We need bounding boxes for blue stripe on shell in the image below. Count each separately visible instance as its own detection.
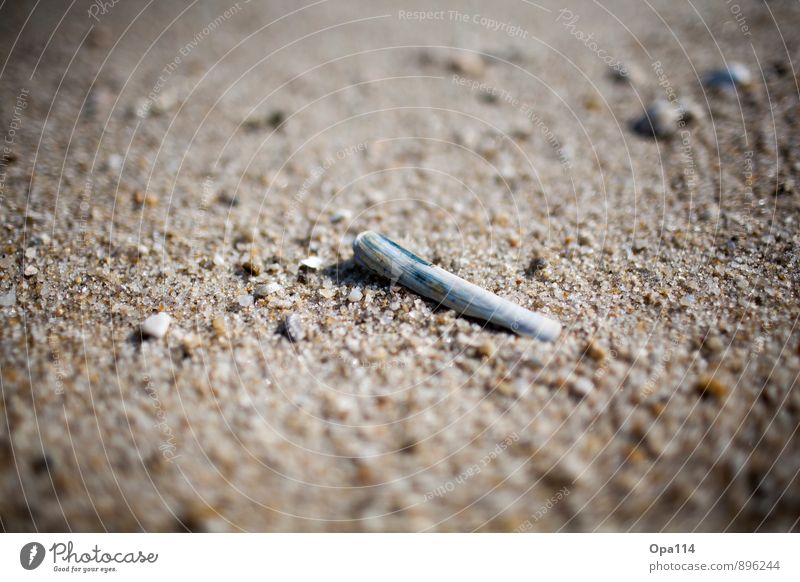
[352,231,561,341]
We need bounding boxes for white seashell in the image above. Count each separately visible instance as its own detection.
[141,312,171,338]
[352,231,561,341]
[299,256,323,270]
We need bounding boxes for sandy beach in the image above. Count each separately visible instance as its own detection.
[0,0,798,532]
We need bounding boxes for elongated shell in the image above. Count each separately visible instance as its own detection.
[353,231,561,341]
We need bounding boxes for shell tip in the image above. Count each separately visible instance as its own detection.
[352,230,374,252]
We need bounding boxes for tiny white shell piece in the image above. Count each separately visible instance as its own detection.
[300,256,323,270]
[282,313,305,342]
[141,312,171,338]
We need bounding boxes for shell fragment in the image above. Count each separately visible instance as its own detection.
[352,231,561,341]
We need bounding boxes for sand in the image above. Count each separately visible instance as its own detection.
[0,0,798,532]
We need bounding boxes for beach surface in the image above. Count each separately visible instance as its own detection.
[1,0,798,531]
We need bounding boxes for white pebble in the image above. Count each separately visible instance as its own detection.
[0,287,16,307]
[634,100,696,138]
[24,265,38,276]
[348,287,363,302]
[141,312,171,338]
[238,294,254,307]
[449,52,485,78]
[331,209,352,223]
[571,377,594,397]
[254,282,283,298]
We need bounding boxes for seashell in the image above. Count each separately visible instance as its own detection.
[281,313,305,342]
[299,256,323,270]
[141,312,171,338]
[704,62,753,91]
[352,231,561,341]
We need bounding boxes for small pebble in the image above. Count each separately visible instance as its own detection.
[777,178,795,196]
[266,110,286,129]
[254,282,282,298]
[24,265,38,276]
[331,209,352,223]
[634,100,695,138]
[212,316,227,338]
[237,227,257,243]
[476,340,497,359]
[449,52,486,78]
[704,62,753,90]
[241,259,262,275]
[244,110,285,131]
[141,312,171,338]
[609,63,643,85]
[493,380,516,397]
[216,191,238,207]
[282,313,305,342]
[148,89,179,115]
[696,374,728,400]
[0,287,16,307]
[299,256,323,270]
[583,340,606,362]
[348,287,363,302]
[703,336,724,355]
[133,190,158,207]
[526,255,547,277]
[179,333,201,354]
[238,294,254,307]
[571,377,594,397]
